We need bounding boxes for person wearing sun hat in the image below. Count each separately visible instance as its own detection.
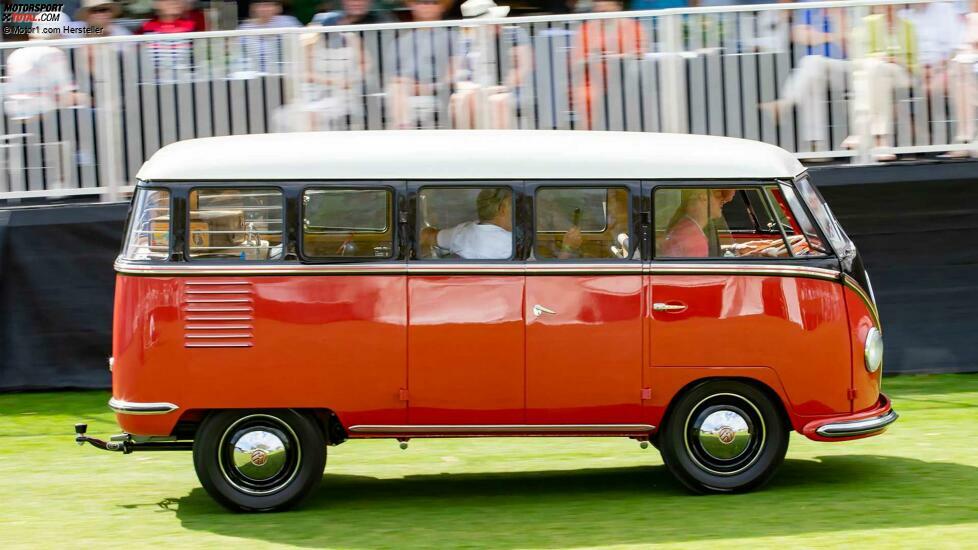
[76,0,131,36]
[449,0,532,129]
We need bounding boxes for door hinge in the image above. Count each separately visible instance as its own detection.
[641,388,652,400]
[399,388,409,401]
[847,388,857,401]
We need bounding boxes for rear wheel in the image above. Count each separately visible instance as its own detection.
[193,410,325,512]
[659,380,788,493]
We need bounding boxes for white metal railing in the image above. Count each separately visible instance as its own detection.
[0,0,974,201]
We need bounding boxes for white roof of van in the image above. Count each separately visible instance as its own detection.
[136,131,806,181]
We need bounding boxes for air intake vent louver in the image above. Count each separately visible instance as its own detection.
[182,281,255,348]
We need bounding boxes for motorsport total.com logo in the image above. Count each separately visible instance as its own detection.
[2,2,96,36]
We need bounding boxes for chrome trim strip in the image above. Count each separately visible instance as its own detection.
[117,258,407,276]
[650,263,840,281]
[186,289,252,294]
[108,398,179,415]
[815,410,898,438]
[185,333,252,339]
[185,342,254,348]
[843,274,882,330]
[347,424,656,434]
[184,281,252,286]
[184,307,253,312]
[185,324,253,330]
[117,258,840,280]
[185,316,252,321]
[185,298,252,304]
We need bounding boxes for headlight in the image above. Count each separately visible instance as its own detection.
[864,327,883,373]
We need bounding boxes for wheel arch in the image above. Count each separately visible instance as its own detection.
[173,408,347,445]
[655,376,793,442]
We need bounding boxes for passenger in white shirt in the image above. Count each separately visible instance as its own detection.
[420,188,513,259]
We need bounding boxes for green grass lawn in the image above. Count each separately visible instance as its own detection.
[1,374,977,549]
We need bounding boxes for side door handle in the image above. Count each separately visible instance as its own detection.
[653,302,687,313]
[532,304,556,316]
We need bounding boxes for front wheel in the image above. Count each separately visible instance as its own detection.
[193,410,326,512]
[659,380,788,493]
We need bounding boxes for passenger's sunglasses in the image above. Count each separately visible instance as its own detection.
[90,5,114,13]
[414,0,441,5]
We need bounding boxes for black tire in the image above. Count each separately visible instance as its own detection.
[658,380,788,493]
[193,410,326,512]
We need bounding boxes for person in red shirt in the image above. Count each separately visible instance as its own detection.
[660,189,733,258]
[137,0,198,34]
[573,0,646,130]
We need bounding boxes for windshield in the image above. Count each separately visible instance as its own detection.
[793,175,851,255]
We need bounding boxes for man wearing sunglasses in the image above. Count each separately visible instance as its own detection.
[75,0,130,36]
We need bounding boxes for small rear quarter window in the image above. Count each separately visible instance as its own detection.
[122,188,170,261]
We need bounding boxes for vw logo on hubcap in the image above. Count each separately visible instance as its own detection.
[716,426,736,445]
[250,448,269,466]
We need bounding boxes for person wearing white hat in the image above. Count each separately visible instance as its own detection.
[76,0,130,36]
[4,12,89,120]
[459,0,510,18]
[450,0,531,129]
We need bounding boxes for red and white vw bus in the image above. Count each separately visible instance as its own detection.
[76,131,894,512]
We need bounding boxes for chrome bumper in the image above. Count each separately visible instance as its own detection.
[815,409,899,438]
[108,398,179,415]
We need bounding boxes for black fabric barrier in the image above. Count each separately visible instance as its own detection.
[2,168,977,390]
[815,177,978,375]
[0,203,127,390]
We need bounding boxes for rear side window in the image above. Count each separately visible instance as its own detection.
[654,186,826,259]
[188,188,284,260]
[302,188,394,259]
[122,188,170,261]
[534,187,632,259]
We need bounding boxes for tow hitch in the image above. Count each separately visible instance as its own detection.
[74,423,193,453]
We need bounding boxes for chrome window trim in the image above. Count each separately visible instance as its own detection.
[108,398,179,415]
[815,410,898,438]
[348,424,655,434]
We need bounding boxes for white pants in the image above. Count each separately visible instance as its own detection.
[850,56,912,140]
[950,51,978,142]
[780,55,849,143]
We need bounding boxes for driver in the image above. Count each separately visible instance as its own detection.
[420,188,513,259]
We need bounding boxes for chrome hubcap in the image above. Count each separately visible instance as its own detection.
[697,409,752,461]
[218,414,302,496]
[684,393,766,476]
[231,430,288,481]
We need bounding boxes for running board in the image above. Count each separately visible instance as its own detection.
[347,424,655,435]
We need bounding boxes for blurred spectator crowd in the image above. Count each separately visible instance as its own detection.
[1,0,978,168]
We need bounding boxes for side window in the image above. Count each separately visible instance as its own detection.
[188,188,284,260]
[302,188,394,259]
[653,186,824,259]
[534,187,631,260]
[417,186,514,260]
[122,188,170,261]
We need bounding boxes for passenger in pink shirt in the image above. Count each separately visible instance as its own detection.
[660,189,732,258]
